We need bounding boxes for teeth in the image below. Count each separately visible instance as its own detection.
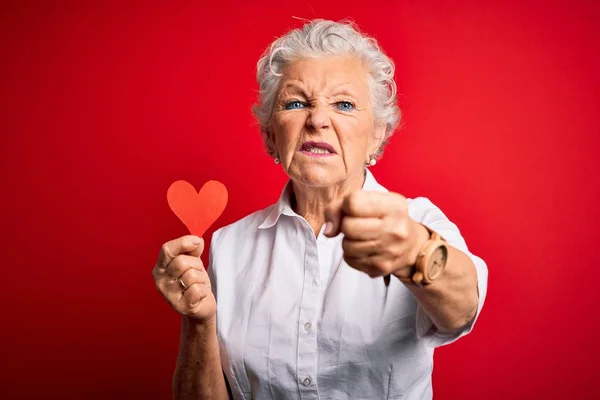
[308,148,331,154]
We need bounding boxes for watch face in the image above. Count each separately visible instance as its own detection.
[429,245,448,279]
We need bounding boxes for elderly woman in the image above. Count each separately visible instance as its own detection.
[153,19,488,400]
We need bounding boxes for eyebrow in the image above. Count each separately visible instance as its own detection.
[328,85,359,98]
[278,82,360,99]
[278,82,309,99]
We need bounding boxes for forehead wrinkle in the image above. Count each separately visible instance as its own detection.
[277,81,310,102]
[279,78,325,99]
[278,58,371,109]
[279,81,365,104]
[280,69,362,93]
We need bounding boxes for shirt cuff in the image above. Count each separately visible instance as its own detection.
[416,253,488,347]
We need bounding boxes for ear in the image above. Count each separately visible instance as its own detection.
[264,128,278,157]
[368,124,386,156]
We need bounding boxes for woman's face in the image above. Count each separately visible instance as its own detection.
[270,56,384,188]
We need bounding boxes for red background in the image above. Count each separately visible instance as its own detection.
[1,1,599,399]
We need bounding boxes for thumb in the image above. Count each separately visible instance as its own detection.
[185,236,205,258]
[324,198,344,237]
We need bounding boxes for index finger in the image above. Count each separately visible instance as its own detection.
[157,235,204,269]
[343,191,407,218]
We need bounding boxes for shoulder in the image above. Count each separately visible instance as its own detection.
[210,204,273,254]
[207,204,276,293]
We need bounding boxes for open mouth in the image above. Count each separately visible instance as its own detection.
[299,141,336,155]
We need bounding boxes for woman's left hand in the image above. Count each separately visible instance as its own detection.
[324,191,430,281]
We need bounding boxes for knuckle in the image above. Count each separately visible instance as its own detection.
[187,268,204,283]
[183,285,204,307]
[181,267,195,280]
[392,191,407,203]
[370,239,383,252]
[341,238,352,253]
[387,258,400,274]
[391,194,408,213]
[374,258,393,273]
[340,217,351,233]
[171,255,185,270]
[373,259,385,271]
[345,193,360,214]
[382,259,395,273]
[171,256,191,277]
[394,220,410,239]
[161,242,174,259]
[373,218,384,231]
[193,257,206,270]
[153,268,167,285]
[397,192,408,202]
[188,281,203,295]
[154,279,165,293]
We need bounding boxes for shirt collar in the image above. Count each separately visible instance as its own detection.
[258,168,387,230]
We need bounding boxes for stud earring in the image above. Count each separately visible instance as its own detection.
[274,157,281,164]
[367,155,377,166]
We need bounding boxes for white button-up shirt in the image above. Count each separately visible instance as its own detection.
[208,170,488,400]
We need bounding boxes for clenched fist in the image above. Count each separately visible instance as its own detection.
[152,235,216,324]
[324,191,429,282]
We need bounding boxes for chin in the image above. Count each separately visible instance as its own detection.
[290,165,341,188]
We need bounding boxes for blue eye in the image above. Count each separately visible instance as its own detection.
[285,101,306,110]
[336,101,355,111]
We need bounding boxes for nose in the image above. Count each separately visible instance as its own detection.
[306,104,330,131]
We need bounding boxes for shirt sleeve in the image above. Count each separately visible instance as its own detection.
[408,197,489,348]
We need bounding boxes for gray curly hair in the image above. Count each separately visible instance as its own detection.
[252,19,401,158]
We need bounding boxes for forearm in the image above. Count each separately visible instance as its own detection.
[406,245,479,333]
[173,317,228,400]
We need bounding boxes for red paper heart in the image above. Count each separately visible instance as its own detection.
[167,180,228,237]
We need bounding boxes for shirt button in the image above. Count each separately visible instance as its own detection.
[304,322,312,331]
[302,377,312,386]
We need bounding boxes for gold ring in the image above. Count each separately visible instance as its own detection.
[178,278,187,291]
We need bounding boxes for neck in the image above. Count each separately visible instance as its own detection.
[291,169,366,237]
